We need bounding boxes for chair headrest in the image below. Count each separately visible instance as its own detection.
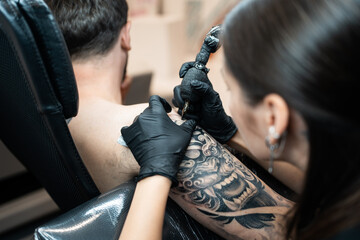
[20,0,79,118]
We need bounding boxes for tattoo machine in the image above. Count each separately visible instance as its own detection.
[180,25,222,117]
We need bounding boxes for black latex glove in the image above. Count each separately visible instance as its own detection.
[177,61,212,105]
[121,95,196,186]
[173,80,237,144]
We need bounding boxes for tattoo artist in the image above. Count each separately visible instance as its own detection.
[119,0,360,239]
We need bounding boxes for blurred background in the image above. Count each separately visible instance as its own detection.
[125,0,240,112]
[0,0,240,239]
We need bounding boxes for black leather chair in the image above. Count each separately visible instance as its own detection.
[33,179,224,240]
[0,0,99,211]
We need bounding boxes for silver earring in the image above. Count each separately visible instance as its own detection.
[265,126,286,173]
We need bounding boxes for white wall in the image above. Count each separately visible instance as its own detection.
[127,0,241,100]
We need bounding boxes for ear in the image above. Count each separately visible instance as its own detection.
[263,94,289,143]
[120,21,131,51]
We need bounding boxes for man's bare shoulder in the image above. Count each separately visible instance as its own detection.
[69,98,147,154]
[68,98,148,192]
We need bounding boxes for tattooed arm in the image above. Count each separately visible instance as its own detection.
[169,127,294,240]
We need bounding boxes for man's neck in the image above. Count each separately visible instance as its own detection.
[72,48,126,105]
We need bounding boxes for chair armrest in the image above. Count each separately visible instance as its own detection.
[34,179,224,240]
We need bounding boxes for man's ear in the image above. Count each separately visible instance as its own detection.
[120,21,131,51]
[263,94,289,141]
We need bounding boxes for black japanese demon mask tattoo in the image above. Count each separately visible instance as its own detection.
[173,127,277,229]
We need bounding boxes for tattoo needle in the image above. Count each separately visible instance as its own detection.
[182,101,189,118]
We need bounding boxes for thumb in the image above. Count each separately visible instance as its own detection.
[179,119,197,133]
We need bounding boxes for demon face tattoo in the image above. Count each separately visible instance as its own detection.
[172,128,277,229]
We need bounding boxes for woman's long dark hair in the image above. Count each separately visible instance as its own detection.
[223,0,360,239]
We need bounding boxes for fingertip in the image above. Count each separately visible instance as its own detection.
[148,95,166,112]
[179,70,186,78]
[181,119,197,132]
[188,119,197,129]
[120,126,128,135]
[177,108,182,116]
[158,96,172,113]
[149,95,160,104]
[179,62,195,78]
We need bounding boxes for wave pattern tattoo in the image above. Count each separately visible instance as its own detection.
[172,127,278,229]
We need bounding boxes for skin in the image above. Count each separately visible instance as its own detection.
[119,175,172,240]
[222,64,310,174]
[68,98,144,192]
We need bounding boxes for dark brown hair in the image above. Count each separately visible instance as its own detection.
[223,0,360,239]
[45,0,128,60]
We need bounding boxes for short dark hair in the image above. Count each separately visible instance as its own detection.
[223,0,360,239]
[45,0,128,60]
